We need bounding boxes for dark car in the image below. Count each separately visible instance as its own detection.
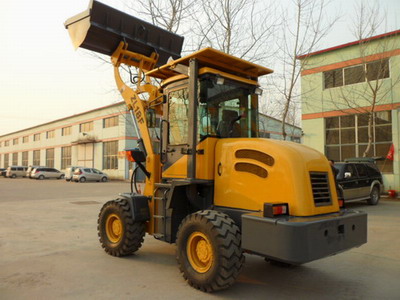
[334,158,383,205]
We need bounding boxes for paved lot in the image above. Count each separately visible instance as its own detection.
[0,177,400,299]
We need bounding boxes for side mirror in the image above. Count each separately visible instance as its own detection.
[146,109,156,128]
[344,172,352,179]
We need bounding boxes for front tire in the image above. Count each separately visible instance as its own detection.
[367,186,380,205]
[79,177,86,183]
[98,199,146,257]
[38,175,44,180]
[176,210,244,292]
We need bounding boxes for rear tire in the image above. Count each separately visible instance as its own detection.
[98,199,146,256]
[79,177,86,183]
[367,186,380,205]
[176,210,244,292]
[11,174,16,178]
[38,175,44,180]
[101,177,108,182]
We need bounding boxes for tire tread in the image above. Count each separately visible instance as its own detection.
[176,210,244,292]
[98,199,145,257]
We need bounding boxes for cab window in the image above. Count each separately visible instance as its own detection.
[168,88,189,145]
[198,75,259,140]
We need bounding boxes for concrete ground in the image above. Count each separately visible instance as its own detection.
[0,177,399,300]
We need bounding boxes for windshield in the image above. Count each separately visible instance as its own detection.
[198,75,259,140]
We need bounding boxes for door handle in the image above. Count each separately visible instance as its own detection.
[217,163,222,176]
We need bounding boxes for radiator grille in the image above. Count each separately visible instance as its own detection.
[310,172,332,205]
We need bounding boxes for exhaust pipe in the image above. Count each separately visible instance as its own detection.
[64,0,184,67]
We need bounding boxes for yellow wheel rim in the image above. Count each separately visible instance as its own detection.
[187,231,214,273]
[105,213,123,243]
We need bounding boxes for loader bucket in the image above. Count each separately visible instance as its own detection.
[64,0,184,67]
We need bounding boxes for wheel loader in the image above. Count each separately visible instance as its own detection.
[65,0,367,292]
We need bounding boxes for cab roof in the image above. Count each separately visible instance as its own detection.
[146,47,273,80]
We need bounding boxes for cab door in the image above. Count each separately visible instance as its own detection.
[161,81,190,179]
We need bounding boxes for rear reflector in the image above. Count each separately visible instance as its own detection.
[263,203,289,218]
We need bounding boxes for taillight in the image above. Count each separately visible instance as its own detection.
[79,170,82,175]
[263,203,289,218]
[338,199,345,208]
[35,170,39,173]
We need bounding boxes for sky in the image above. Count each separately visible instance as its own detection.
[0,0,399,136]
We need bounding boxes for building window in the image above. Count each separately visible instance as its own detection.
[80,121,93,132]
[12,153,18,165]
[33,150,41,165]
[61,146,71,169]
[366,59,390,81]
[23,136,29,143]
[344,65,365,85]
[34,133,41,142]
[324,59,390,89]
[46,130,55,139]
[46,148,55,167]
[4,140,9,147]
[4,153,9,168]
[13,138,19,145]
[103,115,119,128]
[103,141,118,169]
[62,126,72,136]
[22,151,28,166]
[325,111,392,172]
[324,68,343,89]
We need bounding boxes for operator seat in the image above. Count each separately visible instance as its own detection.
[217,109,241,138]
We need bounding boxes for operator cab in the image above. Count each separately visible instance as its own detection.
[147,47,273,180]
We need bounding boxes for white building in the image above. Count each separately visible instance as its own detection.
[0,102,138,179]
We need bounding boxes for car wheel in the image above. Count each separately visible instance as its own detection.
[101,177,108,182]
[367,186,380,205]
[38,175,45,180]
[59,174,65,180]
[11,174,17,178]
[79,177,86,183]
[176,210,244,292]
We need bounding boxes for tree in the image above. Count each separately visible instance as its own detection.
[126,0,196,33]
[272,0,338,140]
[187,0,278,64]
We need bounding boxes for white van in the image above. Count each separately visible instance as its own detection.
[6,166,28,178]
